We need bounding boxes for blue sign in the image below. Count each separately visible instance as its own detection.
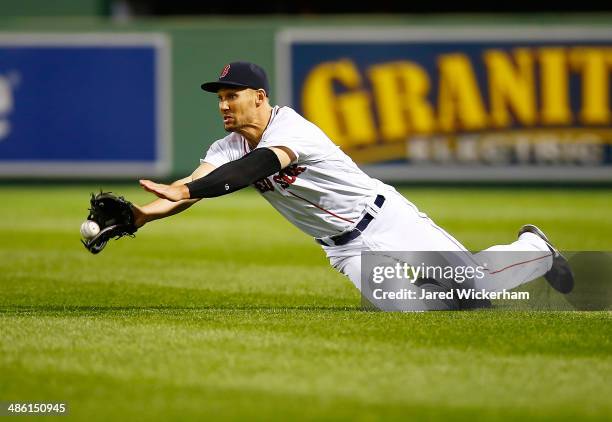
[0,34,171,177]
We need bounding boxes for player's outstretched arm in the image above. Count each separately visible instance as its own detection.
[139,146,294,202]
[133,162,216,227]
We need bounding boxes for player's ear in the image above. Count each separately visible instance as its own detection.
[255,89,266,106]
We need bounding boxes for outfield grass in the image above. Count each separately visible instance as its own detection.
[1,185,611,421]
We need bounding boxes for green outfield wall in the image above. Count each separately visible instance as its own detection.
[0,0,105,17]
[1,14,611,178]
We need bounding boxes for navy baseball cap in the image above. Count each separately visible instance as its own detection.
[201,61,270,95]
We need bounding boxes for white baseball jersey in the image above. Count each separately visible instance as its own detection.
[201,105,384,238]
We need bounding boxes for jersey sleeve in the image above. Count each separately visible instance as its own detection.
[256,138,301,164]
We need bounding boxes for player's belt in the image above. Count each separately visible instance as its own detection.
[316,194,385,247]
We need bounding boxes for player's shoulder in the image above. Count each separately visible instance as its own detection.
[272,106,307,126]
[266,106,325,138]
[210,132,248,152]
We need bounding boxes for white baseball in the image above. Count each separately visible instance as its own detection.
[80,220,100,239]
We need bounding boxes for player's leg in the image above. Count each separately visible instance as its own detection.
[471,231,552,292]
[472,225,573,293]
[329,254,460,311]
[370,189,575,293]
[326,189,567,308]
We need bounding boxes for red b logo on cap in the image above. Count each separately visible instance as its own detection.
[220,64,230,78]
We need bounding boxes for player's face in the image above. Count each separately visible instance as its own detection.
[217,88,258,132]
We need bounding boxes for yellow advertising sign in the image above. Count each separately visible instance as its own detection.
[278,28,612,179]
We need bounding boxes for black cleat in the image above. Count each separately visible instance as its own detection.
[518,224,574,294]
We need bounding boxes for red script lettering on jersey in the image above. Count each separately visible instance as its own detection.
[254,165,306,193]
[254,177,274,193]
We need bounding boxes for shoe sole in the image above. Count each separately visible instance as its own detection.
[518,224,574,294]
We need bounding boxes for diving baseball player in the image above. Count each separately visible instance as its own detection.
[136,61,573,310]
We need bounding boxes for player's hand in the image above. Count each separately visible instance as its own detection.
[139,179,190,202]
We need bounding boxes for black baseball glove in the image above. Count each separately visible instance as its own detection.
[82,191,137,254]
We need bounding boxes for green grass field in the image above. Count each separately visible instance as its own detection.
[1,185,611,421]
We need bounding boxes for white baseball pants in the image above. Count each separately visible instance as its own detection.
[323,187,553,294]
